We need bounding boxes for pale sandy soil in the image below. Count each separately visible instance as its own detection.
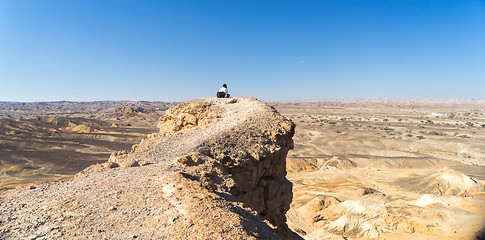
[273,102,485,240]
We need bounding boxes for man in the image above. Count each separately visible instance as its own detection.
[217,84,230,98]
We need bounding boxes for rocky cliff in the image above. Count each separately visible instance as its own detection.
[0,97,299,239]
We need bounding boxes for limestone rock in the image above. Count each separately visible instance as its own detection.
[157,101,221,132]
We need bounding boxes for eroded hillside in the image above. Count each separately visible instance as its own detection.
[274,102,485,240]
[0,97,299,239]
[0,102,171,189]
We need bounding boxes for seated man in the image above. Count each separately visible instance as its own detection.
[216,84,230,98]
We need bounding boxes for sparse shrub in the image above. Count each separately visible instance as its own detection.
[481,124,485,128]
[426,120,433,124]
[416,135,425,140]
[329,121,336,125]
[406,134,413,137]
[336,131,341,133]
[383,127,394,131]
[398,119,402,122]
[458,135,470,138]
[466,122,474,127]
[383,119,388,122]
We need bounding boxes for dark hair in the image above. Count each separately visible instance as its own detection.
[223,84,227,88]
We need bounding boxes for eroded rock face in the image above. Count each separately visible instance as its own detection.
[178,104,296,230]
[0,97,299,239]
[157,101,221,132]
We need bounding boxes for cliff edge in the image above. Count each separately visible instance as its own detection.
[0,97,299,239]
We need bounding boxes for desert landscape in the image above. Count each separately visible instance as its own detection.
[0,101,174,189]
[273,101,485,239]
[0,98,484,239]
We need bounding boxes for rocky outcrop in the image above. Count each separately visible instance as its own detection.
[0,97,299,239]
[175,100,295,231]
[112,107,154,117]
[156,100,223,131]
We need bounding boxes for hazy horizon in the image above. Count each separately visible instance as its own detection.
[1,0,484,102]
[1,97,485,104]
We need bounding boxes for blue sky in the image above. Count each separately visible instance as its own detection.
[0,0,484,102]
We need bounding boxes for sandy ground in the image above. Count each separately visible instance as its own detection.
[273,102,485,239]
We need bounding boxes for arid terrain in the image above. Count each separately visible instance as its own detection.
[0,99,484,239]
[273,101,485,239]
[0,101,174,189]
[0,97,297,239]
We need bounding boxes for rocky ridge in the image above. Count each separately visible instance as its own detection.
[0,97,299,239]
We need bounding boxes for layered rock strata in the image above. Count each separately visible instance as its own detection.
[0,97,298,239]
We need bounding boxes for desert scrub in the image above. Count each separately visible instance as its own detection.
[406,134,413,137]
[416,135,425,140]
[421,131,447,136]
[458,135,470,138]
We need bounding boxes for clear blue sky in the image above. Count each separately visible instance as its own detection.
[1,0,484,102]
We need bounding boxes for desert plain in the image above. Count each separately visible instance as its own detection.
[1,99,484,239]
[273,101,485,239]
